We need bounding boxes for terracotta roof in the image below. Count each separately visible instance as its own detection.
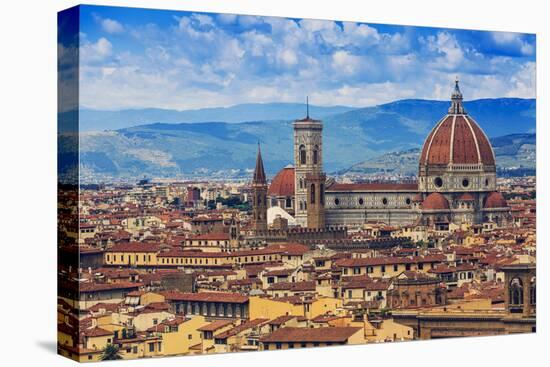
[268,167,295,197]
[327,183,418,192]
[420,114,495,166]
[336,254,445,268]
[188,232,230,241]
[396,271,437,282]
[79,281,142,293]
[260,326,361,343]
[87,302,120,313]
[215,318,269,339]
[458,193,475,201]
[106,242,160,253]
[268,315,296,326]
[275,243,310,256]
[264,268,294,277]
[146,316,188,332]
[82,327,112,337]
[342,278,390,291]
[484,191,508,209]
[197,320,234,332]
[161,291,248,304]
[295,116,321,123]
[267,280,316,292]
[422,192,450,210]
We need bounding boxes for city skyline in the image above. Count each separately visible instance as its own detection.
[57,5,536,362]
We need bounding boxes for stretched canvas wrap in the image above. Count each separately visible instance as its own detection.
[57,4,537,362]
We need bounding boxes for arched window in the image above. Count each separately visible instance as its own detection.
[530,277,536,305]
[320,183,325,205]
[310,184,316,204]
[509,278,523,305]
[299,145,306,165]
[313,145,319,165]
[285,198,292,208]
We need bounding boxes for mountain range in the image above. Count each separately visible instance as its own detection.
[76,103,355,131]
[339,133,536,177]
[68,98,536,181]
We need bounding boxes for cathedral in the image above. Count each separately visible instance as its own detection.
[263,80,511,230]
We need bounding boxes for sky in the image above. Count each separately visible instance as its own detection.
[74,5,536,111]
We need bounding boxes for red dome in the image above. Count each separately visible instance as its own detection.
[268,166,295,197]
[422,192,450,210]
[458,193,475,201]
[420,114,495,166]
[484,191,508,209]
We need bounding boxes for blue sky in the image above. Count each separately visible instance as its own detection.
[76,5,536,110]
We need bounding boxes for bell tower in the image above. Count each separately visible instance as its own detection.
[251,144,268,233]
[294,98,326,228]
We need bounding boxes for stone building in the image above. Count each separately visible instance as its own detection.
[387,271,447,309]
[267,80,511,229]
[391,262,536,339]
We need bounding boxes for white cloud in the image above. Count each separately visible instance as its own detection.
[80,37,113,63]
[217,13,237,24]
[508,62,536,98]
[424,32,464,70]
[332,50,360,75]
[342,22,380,47]
[79,13,536,110]
[193,14,215,27]
[491,31,534,56]
[278,49,298,66]
[101,18,123,34]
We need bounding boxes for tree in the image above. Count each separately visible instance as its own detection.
[100,344,122,361]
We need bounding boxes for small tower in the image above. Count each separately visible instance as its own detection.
[228,215,240,250]
[294,97,326,228]
[448,77,466,114]
[251,144,268,233]
[502,263,536,318]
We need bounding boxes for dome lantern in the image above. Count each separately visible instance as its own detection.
[448,77,466,115]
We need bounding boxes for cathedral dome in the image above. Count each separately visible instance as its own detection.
[268,166,295,197]
[484,191,508,209]
[422,192,450,210]
[419,80,495,167]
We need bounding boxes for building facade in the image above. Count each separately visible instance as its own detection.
[268,80,511,229]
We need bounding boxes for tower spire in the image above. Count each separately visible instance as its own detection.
[253,143,267,185]
[251,142,268,233]
[448,77,466,115]
[306,96,309,119]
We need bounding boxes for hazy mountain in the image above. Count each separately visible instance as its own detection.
[72,98,536,181]
[77,103,355,131]
[339,133,536,177]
